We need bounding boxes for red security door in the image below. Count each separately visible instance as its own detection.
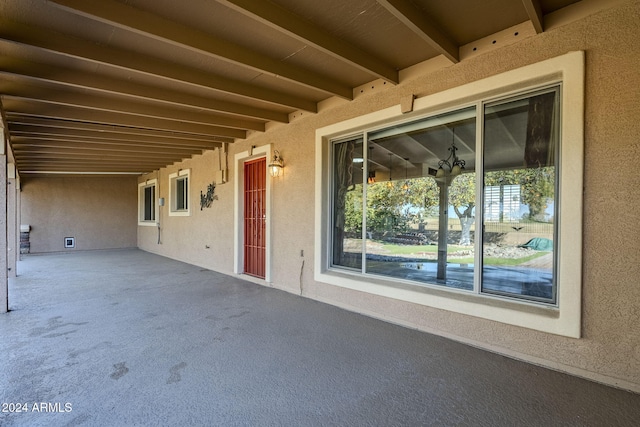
[243,158,266,278]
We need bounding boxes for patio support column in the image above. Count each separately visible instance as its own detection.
[436,180,448,280]
[1,127,8,313]
[7,163,17,279]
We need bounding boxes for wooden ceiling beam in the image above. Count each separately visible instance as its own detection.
[0,79,265,132]
[217,0,399,84]
[14,148,171,156]
[17,165,156,173]
[14,155,197,168]
[521,0,544,33]
[17,161,175,169]
[14,156,161,164]
[0,57,290,123]
[11,141,203,156]
[15,146,201,162]
[4,116,231,144]
[16,161,182,171]
[14,153,184,163]
[49,0,353,99]
[376,0,459,63]
[0,19,318,112]
[15,154,178,163]
[2,98,247,139]
[15,157,192,170]
[9,127,219,149]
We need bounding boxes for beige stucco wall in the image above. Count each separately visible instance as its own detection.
[139,1,640,392]
[22,176,138,253]
[137,152,237,271]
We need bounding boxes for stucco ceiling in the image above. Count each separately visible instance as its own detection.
[0,0,588,176]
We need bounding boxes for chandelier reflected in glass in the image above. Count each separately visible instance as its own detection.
[435,128,465,178]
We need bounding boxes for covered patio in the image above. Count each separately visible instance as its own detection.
[1,249,639,426]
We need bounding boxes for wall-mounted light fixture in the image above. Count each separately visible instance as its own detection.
[268,150,284,177]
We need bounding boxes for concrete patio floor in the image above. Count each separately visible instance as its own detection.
[1,249,639,426]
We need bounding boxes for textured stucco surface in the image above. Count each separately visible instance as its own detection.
[2,250,639,426]
[21,176,138,253]
[7,176,18,279]
[137,152,237,273]
[138,1,640,391]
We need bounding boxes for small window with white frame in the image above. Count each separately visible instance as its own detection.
[138,179,158,226]
[169,169,190,216]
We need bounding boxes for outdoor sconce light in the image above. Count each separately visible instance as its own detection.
[268,150,284,177]
[435,128,465,178]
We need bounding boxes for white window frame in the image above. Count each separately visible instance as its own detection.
[138,178,158,226]
[168,169,191,217]
[315,51,584,338]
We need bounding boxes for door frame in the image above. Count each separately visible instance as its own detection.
[233,144,273,282]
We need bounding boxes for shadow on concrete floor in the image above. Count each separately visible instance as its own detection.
[1,249,638,426]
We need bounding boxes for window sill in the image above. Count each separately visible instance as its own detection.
[315,268,572,335]
[138,221,157,227]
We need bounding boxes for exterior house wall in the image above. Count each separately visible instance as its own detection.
[139,1,640,391]
[22,176,138,253]
[137,152,237,272]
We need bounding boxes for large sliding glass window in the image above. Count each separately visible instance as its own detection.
[332,137,363,270]
[330,85,560,304]
[363,108,476,290]
[482,87,559,303]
